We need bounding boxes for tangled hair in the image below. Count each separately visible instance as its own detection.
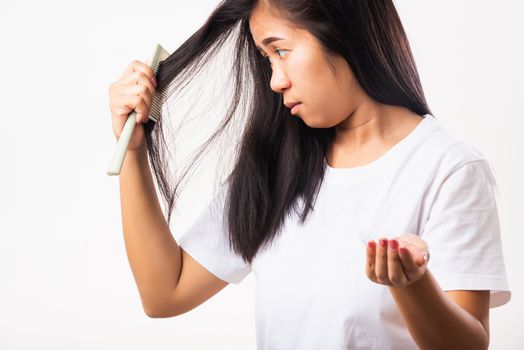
[144,0,431,264]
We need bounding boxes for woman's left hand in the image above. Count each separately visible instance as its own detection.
[365,233,430,288]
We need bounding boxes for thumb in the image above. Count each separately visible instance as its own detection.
[416,251,430,267]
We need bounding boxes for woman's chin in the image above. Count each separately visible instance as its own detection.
[301,116,332,129]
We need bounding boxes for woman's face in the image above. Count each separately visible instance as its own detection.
[249,3,365,128]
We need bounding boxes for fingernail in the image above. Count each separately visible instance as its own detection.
[421,252,428,262]
[151,77,157,87]
[379,239,387,247]
[388,240,398,249]
[367,241,376,249]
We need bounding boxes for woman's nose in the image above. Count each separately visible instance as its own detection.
[270,65,291,93]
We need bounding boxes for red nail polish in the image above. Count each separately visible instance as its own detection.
[368,241,376,249]
[388,240,398,249]
[379,239,387,247]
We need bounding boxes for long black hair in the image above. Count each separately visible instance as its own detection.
[144,0,432,265]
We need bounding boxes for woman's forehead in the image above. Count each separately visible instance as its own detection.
[249,15,309,50]
[249,6,290,37]
[248,3,320,51]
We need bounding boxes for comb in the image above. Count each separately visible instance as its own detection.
[107,43,170,176]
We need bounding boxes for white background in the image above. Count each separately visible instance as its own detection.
[0,0,522,349]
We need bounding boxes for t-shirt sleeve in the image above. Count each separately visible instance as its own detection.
[176,186,252,285]
[421,159,511,308]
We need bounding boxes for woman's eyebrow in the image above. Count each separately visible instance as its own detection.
[255,36,285,51]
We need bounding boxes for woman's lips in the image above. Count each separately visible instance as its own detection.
[291,103,302,115]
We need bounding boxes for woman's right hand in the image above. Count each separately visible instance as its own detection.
[108,60,158,151]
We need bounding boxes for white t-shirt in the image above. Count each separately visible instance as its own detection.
[177,114,511,350]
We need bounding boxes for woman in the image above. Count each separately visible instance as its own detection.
[108,0,511,348]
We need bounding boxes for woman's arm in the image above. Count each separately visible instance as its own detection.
[366,236,490,350]
[119,146,182,316]
[389,270,490,350]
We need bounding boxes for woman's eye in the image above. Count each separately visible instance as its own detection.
[275,49,287,58]
[257,50,286,65]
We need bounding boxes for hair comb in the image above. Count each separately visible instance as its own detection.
[107,43,170,176]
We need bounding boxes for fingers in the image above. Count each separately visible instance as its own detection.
[366,238,393,286]
[387,240,407,286]
[108,59,158,147]
[375,238,390,285]
[119,59,156,82]
[119,72,157,114]
[398,247,419,281]
[365,238,427,287]
[110,71,157,123]
[365,240,377,281]
[110,94,150,124]
[121,71,156,92]
[120,85,153,121]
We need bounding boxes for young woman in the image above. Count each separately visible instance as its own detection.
[108,0,511,348]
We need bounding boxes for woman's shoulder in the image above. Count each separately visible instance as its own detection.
[419,115,488,172]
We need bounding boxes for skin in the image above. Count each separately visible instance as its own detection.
[250,2,490,349]
[249,2,424,168]
[107,3,492,342]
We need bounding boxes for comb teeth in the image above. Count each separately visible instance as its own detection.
[149,96,163,122]
[148,62,171,123]
[153,60,163,75]
[147,45,171,123]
